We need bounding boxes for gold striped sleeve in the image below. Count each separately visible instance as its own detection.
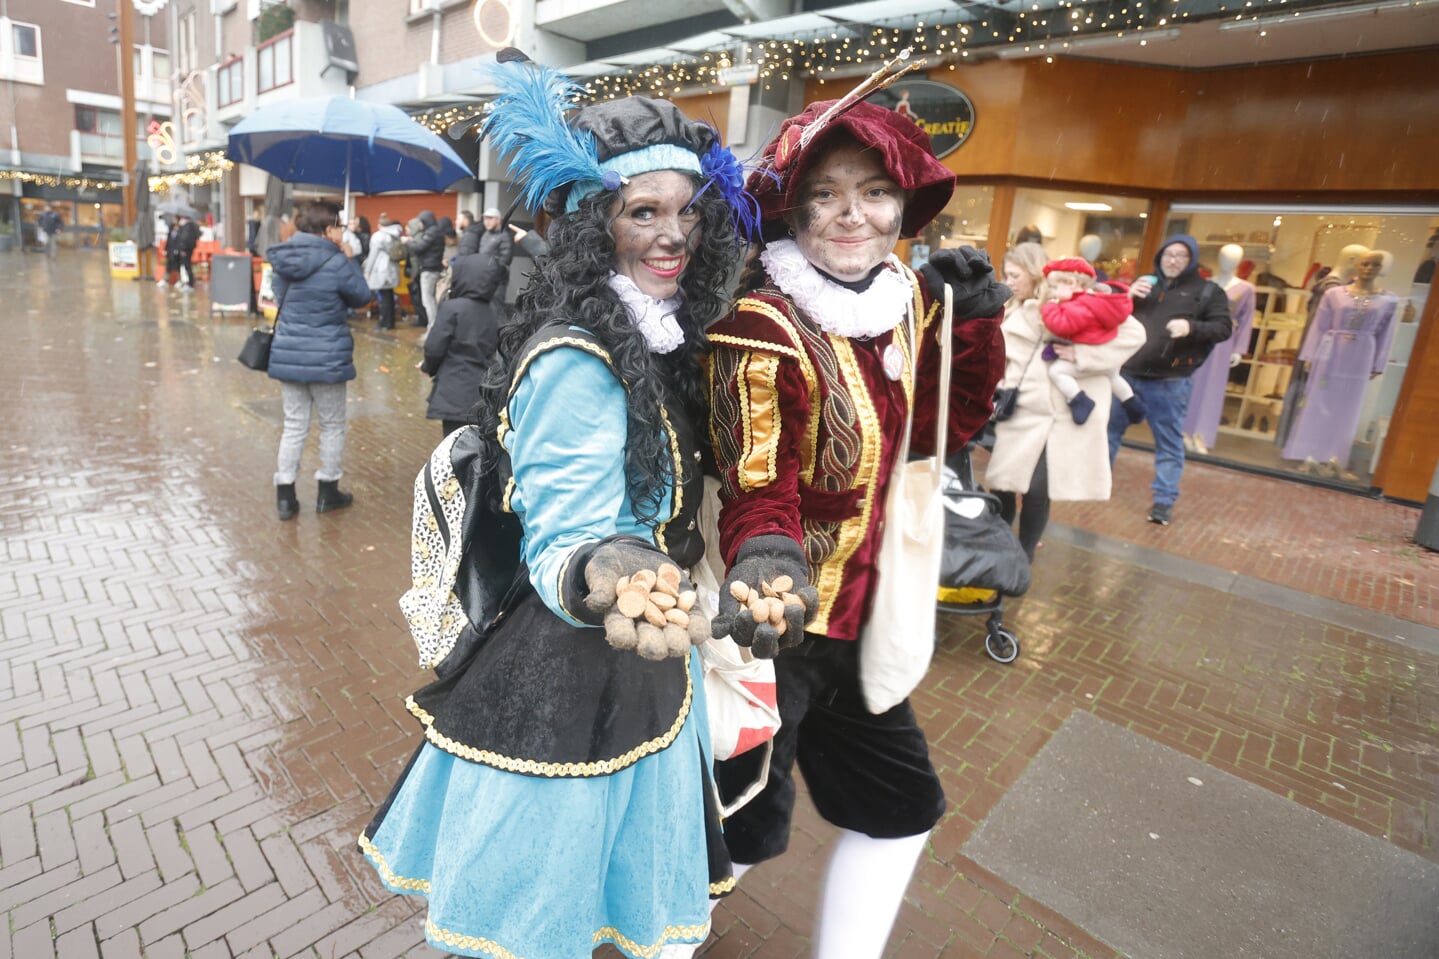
[737,352,781,492]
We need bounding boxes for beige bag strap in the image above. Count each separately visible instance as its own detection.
[897,284,955,465]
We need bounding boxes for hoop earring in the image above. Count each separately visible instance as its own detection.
[787,226,796,238]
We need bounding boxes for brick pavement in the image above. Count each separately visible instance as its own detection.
[1,253,1435,959]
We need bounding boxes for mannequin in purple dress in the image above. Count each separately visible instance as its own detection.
[1281,250,1398,472]
[1274,243,1368,448]
[1183,244,1255,453]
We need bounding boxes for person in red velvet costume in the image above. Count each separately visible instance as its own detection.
[704,99,1008,958]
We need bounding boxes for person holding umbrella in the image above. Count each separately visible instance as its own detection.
[265,200,374,520]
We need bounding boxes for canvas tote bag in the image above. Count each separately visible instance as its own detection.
[859,284,953,714]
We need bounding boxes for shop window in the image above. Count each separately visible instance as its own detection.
[257,31,292,92]
[922,184,994,257]
[218,57,243,106]
[1011,187,1149,279]
[1156,204,1438,490]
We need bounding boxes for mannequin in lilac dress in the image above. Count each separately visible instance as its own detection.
[1274,243,1368,449]
[1281,250,1398,469]
[1184,244,1256,452]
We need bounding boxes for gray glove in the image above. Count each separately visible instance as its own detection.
[565,535,708,660]
[712,534,819,659]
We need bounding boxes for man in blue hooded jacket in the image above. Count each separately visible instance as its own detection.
[1107,234,1232,526]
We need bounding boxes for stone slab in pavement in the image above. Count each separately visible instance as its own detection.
[963,710,1439,959]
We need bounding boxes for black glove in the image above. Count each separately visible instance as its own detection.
[563,535,708,660]
[712,534,819,659]
[920,246,1011,321]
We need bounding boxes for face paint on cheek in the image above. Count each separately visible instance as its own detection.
[792,203,820,235]
[877,210,903,237]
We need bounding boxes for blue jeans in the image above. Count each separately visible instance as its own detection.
[1108,375,1192,507]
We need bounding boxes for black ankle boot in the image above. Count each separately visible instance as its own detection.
[316,479,354,513]
[276,483,299,521]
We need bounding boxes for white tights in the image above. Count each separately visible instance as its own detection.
[659,831,927,959]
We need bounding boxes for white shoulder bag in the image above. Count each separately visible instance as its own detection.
[859,284,953,714]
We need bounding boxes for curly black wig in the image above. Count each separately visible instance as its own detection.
[475,174,740,528]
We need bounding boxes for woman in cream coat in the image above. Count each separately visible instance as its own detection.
[985,243,1145,559]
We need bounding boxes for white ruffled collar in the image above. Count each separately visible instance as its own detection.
[760,239,911,339]
[608,272,685,354]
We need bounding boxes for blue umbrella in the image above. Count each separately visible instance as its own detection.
[226,96,471,196]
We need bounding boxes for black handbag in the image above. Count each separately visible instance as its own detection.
[237,282,287,371]
[237,327,273,371]
[991,386,1019,422]
[991,337,1045,422]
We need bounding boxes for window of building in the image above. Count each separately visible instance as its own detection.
[177,11,196,76]
[257,30,291,92]
[12,22,39,58]
[1149,204,1439,490]
[409,0,435,14]
[152,50,170,81]
[218,57,243,106]
[75,105,125,159]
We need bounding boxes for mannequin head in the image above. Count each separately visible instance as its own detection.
[1217,243,1243,279]
[1078,234,1102,263]
[1337,244,1370,277]
[1353,250,1385,287]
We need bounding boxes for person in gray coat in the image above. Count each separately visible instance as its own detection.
[420,252,507,436]
[266,200,374,520]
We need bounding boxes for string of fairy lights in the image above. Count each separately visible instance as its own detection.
[0,170,122,192]
[414,0,1412,118]
[148,150,233,194]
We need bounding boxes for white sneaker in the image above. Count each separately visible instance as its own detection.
[180,284,194,292]
[156,279,169,288]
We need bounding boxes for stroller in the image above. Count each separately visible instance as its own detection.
[936,445,1032,663]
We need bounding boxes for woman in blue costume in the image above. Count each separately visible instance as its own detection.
[358,58,756,958]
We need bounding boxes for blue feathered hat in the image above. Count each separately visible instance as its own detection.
[479,59,761,237]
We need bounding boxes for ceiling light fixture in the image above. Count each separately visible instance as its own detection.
[1065,202,1114,211]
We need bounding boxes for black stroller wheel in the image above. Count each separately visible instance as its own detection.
[985,627,1020,664]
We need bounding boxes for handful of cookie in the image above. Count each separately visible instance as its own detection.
[728,575,800,637]
[604,563,709,661]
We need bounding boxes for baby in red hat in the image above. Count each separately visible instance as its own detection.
[1041,257,1148,425]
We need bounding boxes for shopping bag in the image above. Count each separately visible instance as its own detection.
[693,478,781,762]
[236,326,273,371]
[858,285,953,715]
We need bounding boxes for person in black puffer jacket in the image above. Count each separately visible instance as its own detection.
[404,209,445,330]
[1106,233,1232,527]
[266,200,375,520]
[420,252,507,436]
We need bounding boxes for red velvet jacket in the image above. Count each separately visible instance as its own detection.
[1039,290,1133,345]
[706,262,1004,640]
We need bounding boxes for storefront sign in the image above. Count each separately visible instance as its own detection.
[872,79,976,158]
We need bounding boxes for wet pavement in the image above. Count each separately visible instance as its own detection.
[2,252,1436,959]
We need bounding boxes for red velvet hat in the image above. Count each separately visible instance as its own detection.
[748,99,955,239]
[1043,257,1097,278]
